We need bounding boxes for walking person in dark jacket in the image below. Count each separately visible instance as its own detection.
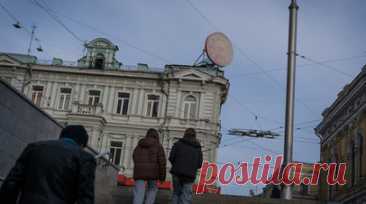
[169,128,203,204]
[0,125,97,204]
[132,128,166,204]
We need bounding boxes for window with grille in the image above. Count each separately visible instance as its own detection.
[146,94,159,117]
[88,90,101,105]
[116,92,130,115]
[58,88,72,110]
[109,141,123,166]
[183,95,197,119]
[31,85,43,106]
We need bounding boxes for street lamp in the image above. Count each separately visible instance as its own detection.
[13,21,21,29]
[282,0,299,200]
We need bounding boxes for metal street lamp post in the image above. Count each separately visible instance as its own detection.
[282,0,299,200]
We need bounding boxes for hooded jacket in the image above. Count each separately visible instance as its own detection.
[132,136,166,181]
[169,137,203,183]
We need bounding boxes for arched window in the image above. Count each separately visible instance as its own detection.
[183,95,197,119]
[94,53,105,69]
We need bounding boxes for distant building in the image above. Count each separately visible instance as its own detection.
[0,38,229,178]
[291,162,319,200]
[316,65,366,203]
[261,162,318,200]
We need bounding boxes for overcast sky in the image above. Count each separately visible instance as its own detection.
[1,0,366,196]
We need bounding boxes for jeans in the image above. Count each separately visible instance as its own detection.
[172,175,193,204]
[133,180,158,204]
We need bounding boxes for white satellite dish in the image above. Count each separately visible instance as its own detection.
[204,32,233,67]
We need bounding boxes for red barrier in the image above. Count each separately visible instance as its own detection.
[117,174,220,194]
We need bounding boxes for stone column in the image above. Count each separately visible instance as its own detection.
[80,84,86,104]
[102,86,109,112]
[50,82,58,108]
[45,81,52,108]
[137,89,144,115]
[131,88,139,115]
[123,136,132,171]
[107,86,115,113]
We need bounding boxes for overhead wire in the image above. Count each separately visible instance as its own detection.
[0,1,51,57]
[56,14,171,64]
[229,54,366,79]
[296,53,355,78]
[268,119,320,131]
[30,0,85,43]
[29,0,171,64]
[0,1,18,22]
[217,122,320,153]
[183,0,318,116]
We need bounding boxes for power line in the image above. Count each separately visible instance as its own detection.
[0,1,19,22]
[30,0,85,43]
[0,1,49,56]
[182,0,321,154]
[245,139,280,155]
[29,0,171,64]
[296,53,354,78]
[229,95,282,126]
[61,15,171,63]
[183,0,317,116]
[229,54,366,79]
[268,119,320,131]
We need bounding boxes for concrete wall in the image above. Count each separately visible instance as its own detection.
[0,79,118,203]
[0,79,62,179]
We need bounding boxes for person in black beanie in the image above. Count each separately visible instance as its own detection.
[0,125,97,204]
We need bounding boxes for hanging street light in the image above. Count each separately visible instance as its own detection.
[37,46,43,52]
[13,21,21,29]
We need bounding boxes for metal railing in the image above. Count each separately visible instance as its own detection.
[71,102,104,115]
[86,146,123,171]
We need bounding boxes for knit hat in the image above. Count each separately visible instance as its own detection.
[59,125,89,147]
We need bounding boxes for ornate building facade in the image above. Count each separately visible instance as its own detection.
[0,38,229,178]
[316,66,366,203]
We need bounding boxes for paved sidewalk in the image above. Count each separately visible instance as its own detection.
[109,186,321,204]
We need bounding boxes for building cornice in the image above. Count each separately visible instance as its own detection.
[316,66,366,144]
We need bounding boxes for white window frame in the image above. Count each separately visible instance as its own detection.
[116,92,130,115]
[183,95,198,119]
[88,89,101,106]
[31,85,44,106]
[58,87,72,110]
[146,94,160,117]
[109,140,123,166]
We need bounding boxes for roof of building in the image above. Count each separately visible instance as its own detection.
[0,52,37,64]
[85,37,119,50]
[322,65,366,118]
[316,64,366,137]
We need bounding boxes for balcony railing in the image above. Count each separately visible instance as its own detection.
[71,102,104,115]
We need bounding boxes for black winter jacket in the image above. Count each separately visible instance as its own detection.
[0,139,97,204]
[169,138,203,183]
